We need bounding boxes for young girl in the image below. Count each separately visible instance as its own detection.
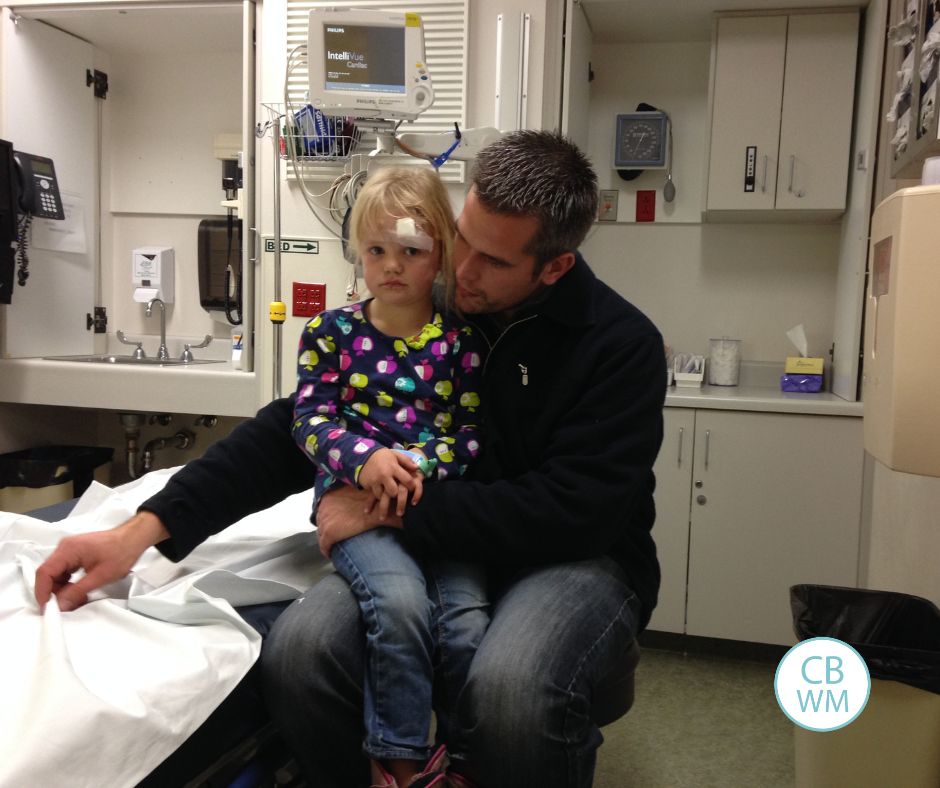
[291,166,487,787]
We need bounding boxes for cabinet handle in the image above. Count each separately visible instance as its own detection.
[677,427,684,467]
[249,225,260,265]
[704,429,711,470]
[761,155,768,193]
[787,155,805,197]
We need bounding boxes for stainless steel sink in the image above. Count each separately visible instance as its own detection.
[42,354,224,366]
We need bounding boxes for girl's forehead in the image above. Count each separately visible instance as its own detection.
[360,215,435,251]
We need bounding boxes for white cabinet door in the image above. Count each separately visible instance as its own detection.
[648,407,695,634]
[706,15,787,211]
[776,13,859,211]
[685,410,862,645]
[706,12,859,216]
[0,14,97,357]
[560,0,592,154]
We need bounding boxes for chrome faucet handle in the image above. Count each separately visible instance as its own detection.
[116,330,146,359]
[180,334,213,363]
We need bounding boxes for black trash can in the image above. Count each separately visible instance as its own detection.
[790,584,940,787]
[0,445,113,513]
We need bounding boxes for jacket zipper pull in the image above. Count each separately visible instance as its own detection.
[518,363,528,386]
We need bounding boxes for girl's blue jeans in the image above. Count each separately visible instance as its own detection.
[329,526,489,762]
[261,554,640,787]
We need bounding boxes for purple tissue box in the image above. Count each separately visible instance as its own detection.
[780,374,823,393]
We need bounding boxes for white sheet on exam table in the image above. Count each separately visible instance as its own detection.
[0,468,326,788]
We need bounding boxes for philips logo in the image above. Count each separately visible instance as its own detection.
[326,26,345,33]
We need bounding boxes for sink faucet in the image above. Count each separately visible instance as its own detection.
[145,298,170,361]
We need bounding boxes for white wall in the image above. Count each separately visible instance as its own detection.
[586,42,711,224]
[576,37,842,363]
[863,460,940,606]
[582,222,840,362]
[103,46,243,347]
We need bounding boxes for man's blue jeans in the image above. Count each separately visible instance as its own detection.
[330,527,489,762]
[261,555,640,787]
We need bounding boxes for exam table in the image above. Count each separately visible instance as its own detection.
[10,475,640,787]
[28,496,294,787]
[2,470,323,788]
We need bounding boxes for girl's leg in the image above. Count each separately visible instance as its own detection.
[330,527,435,768]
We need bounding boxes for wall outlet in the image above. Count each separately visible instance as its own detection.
[636,190,656,222]
[292,282,326,317]
[598,189,619,221]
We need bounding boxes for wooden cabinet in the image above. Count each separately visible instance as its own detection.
[650,407,864,645]
[705,11,859,218]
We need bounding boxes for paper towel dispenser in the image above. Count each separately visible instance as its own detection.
[863,185,940,477]
[198,217,242,325]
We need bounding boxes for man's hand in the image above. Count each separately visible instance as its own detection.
[357,448,423,518]
[34,511,170,612]
[316,486,403,557]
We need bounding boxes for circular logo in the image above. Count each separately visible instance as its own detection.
[774,637,871,731]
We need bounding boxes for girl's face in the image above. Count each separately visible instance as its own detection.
[359,216,441,309]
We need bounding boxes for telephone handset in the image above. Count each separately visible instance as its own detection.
[13,151,64,220]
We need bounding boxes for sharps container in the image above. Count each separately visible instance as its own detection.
[707,337,741,386]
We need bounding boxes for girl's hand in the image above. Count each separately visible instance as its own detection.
[358,448,420,513]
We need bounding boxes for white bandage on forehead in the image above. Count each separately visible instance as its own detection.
[387,217,434,251]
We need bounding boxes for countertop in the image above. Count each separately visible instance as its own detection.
[0,345,259,417]
[0,352,863,420]
[663,360,863,417]
[666,384,863,417]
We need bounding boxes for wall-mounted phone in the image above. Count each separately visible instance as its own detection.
[13,150,65,220]
[0,141,66,299]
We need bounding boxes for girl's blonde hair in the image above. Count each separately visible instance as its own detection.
[349,166,456,309]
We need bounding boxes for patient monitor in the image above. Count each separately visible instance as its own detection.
[307,8,434,122]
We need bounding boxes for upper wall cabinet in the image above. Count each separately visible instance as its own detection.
[704,11,860,220]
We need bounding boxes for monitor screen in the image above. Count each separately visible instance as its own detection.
[323,24,405,95]
[308,9,433,122]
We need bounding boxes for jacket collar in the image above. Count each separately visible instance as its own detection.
[515,252,597,328]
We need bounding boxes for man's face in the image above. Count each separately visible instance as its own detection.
[454,188,572,315]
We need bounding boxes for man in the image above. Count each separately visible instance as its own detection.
[35,130,665,787]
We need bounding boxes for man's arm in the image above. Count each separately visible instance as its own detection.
[144,396,313,560]
[35,397,312,611]
[35,511,169,612]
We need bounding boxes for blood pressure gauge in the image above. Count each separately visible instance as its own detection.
[614,111,669,171]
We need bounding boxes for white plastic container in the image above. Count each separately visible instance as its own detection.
[708,337,741,386]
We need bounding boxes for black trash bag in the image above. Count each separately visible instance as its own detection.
[0,446,113,497]
[791,584,940,696]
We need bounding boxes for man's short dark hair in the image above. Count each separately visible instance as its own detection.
[470,130,598,267]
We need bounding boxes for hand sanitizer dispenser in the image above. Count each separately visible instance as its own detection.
[132,247,175,303]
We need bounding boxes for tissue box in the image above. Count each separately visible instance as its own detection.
[674,356,705,388]
[781,374,823,393]
[785,356,824,375]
